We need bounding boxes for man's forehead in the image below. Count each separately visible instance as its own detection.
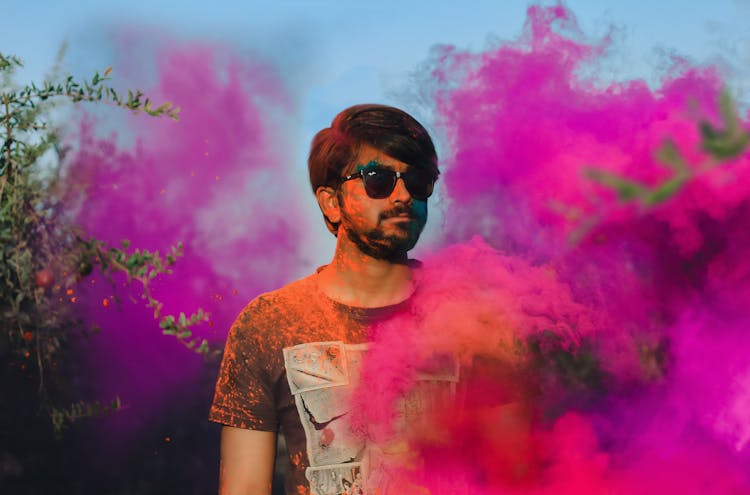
[360,143,408,161]
[342,144,412,176]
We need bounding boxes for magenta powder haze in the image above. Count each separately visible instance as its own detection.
[353,4,750,493]
[63,42,304,445]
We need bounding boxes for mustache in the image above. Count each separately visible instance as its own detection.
[379,205,415,220]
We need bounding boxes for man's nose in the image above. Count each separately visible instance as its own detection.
[391,176,412,203]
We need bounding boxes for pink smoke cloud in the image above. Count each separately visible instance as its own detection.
[352,3,750,493]
[62,41,304,448]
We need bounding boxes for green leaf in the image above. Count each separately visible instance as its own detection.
[584,168,646,201]
[643,178,687,205]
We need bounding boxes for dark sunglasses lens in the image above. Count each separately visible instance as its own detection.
[404,169,434,200]
[363,169,396,199]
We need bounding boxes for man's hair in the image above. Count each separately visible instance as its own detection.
[308,103,439,235]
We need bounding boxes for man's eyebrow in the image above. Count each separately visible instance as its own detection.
[354,160,387,172]
[358,160,410,173]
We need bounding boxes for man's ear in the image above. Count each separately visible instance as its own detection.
[315,186,341,234]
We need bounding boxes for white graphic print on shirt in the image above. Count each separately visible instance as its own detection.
[283,341,459,495]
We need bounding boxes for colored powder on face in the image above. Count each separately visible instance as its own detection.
[351,4,750,493]
[60,42,304,450]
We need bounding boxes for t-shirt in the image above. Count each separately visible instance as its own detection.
[210,269,460,495]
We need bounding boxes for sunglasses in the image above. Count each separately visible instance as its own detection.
[340,161,435,201]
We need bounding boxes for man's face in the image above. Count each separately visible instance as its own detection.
[337,145,429,261]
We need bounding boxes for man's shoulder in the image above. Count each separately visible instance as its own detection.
[233,272,319,327]
[251,271,318,307]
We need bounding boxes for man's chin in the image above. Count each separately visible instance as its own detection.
[371,236,419,261]
[360,236,416,261]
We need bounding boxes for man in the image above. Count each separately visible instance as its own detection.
[209,104,441,495]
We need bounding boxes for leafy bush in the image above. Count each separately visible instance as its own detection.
[0,51,210,435]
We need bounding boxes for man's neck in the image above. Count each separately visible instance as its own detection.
[317,237,416,308]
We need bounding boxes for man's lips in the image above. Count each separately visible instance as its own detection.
[383,214,413,221]
[381,208,415,220]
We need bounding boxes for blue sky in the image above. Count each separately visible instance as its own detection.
[5,0,749,108]
[4,0,748,160]
[3,0,750,261]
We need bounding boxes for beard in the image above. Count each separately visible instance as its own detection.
[340,205,425,262]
